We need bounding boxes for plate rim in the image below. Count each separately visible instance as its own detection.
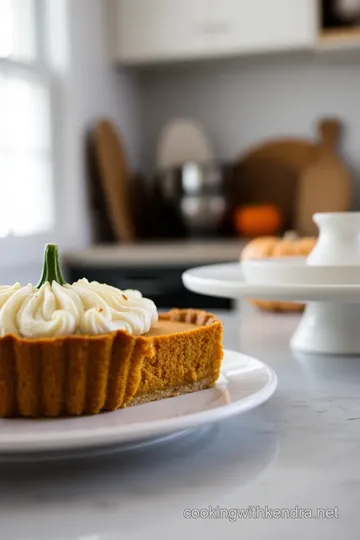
[0,350,277,453]
[182,262,360,300]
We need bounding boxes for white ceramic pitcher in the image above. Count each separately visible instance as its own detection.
[307,212,360,266]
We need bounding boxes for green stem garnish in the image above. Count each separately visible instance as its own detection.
[36,244,66,288]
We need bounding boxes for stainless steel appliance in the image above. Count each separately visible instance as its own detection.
[156,161,227,237]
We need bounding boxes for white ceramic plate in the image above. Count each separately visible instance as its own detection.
[0,350,277,454]
[242,257,360,286]
[0,429,197,463]
[183,262,360,302]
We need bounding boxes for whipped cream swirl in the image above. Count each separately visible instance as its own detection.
[0,279,158,338]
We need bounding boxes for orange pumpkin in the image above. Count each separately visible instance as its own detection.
[234,204,283,238]
[240,231,317,312]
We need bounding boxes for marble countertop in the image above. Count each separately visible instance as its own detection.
[1,305,358,539]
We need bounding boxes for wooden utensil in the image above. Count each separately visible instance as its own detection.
[93,119,136,243]
[295,118,352,236]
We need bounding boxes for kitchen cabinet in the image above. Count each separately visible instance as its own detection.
[203,0,316,56]
[115,0,209,63]
[114,0,316,64]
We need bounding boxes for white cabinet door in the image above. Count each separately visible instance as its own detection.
[116,0,208,63]
[115,0,316,64]
[203,0,316,55]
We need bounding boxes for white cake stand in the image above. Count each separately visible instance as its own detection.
[183,213,360,355]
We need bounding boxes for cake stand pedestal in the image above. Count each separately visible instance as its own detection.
[287,212,360,354]
[290,303,360,354]
[183,213,360,355]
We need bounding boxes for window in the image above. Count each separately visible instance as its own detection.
[0,0,54,239]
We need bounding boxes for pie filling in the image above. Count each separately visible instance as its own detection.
[144,319,199,337]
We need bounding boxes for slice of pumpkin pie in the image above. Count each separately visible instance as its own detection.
[0,244,223,417]
[132,309,223,406]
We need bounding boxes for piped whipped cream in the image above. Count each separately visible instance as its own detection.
[0,279,158,338]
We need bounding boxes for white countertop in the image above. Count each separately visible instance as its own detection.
[0,305,358,539]
[63,240,246,267]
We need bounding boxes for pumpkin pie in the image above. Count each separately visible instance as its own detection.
[0,244,223,417]
[131,309,223,406]
[240,231,317,311]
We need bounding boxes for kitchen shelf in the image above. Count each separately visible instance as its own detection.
[320,27,360,40]
[317,27,360,50]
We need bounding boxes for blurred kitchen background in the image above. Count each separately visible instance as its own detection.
[1,0,360,311]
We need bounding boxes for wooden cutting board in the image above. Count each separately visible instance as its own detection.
[239,138,317,174]
[93,119,136,243]
[295,118,352,236]
[232,117,352,234]
[232,139,317,232]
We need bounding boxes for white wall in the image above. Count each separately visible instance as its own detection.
[138,54,360,202]
[63,0,141,249]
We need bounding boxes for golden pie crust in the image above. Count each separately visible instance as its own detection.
[0,309,223,418]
